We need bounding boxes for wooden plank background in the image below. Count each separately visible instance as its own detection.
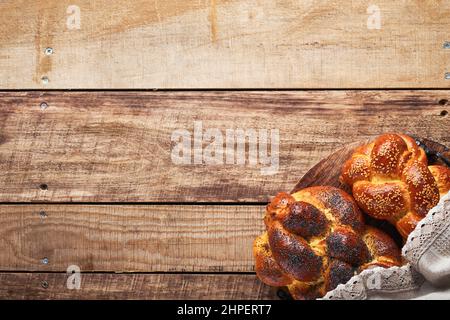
[1,0,450,88]
[0,91,448,202]
[1,0,450,300]
[0,204,264,272]
[0,273,273,300]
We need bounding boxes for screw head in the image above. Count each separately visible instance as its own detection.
[44,47,53,55]
[41,257,49,265]
[444,42,450,49]
[40,102,48,110]
[39,210,47,218]
[41,76,49,85]
[41,280,49,289]
[445,72,450,80]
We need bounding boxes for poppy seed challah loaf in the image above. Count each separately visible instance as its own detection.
[253,186,401,300]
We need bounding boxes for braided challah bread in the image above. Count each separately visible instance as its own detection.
[253,186,401,300]
[341,133,450,239]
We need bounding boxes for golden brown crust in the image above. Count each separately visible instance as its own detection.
[323,259,355,293]
[396,211,423,239]
[281,201,328,238]
[292,186,365,233]
[402,160,440,217]
[253,186,401,300]
[253,233,293,287]
[267,221,324,282]
[369,133,409,177]
[353,181,409,221]
[398,134,427,163]
[429,165,450,196]
[326,226,369,265]
[341,133,449,239]
[361,226,402,268]
[341,154,371,185]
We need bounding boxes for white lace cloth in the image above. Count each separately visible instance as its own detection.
[322,191,450,300]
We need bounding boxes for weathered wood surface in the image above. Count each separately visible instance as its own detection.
[0,91,448,202]
[0,204,264,272]
[0,273,274,300]
[1,0,450,89]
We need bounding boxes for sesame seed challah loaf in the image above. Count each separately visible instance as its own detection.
[341,133,450,239]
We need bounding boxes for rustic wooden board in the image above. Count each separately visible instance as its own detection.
[1,1,450,89]
[0,91,448,202]
[0,273,274,300]
[0,90,448,202]
[0,204,264,272]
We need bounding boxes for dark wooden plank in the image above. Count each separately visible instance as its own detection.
[0,204,264,272]
[0,273,275,300]
[0,91,448,202]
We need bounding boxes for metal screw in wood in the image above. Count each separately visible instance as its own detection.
[40,102,48,110]
[41,281,49,289]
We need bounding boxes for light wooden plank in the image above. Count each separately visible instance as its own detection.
[0,273,274,300]
[0,91,448,202]
[0,1,449,88]
[0,204,264,272]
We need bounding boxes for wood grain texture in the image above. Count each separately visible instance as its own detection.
[1,0,450,89]
[0,273,275,300]
[0,90,448,202]
[0,204,264,272]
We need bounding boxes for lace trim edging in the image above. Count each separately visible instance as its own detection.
[321,264,424,300]
[402,192,450,270]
